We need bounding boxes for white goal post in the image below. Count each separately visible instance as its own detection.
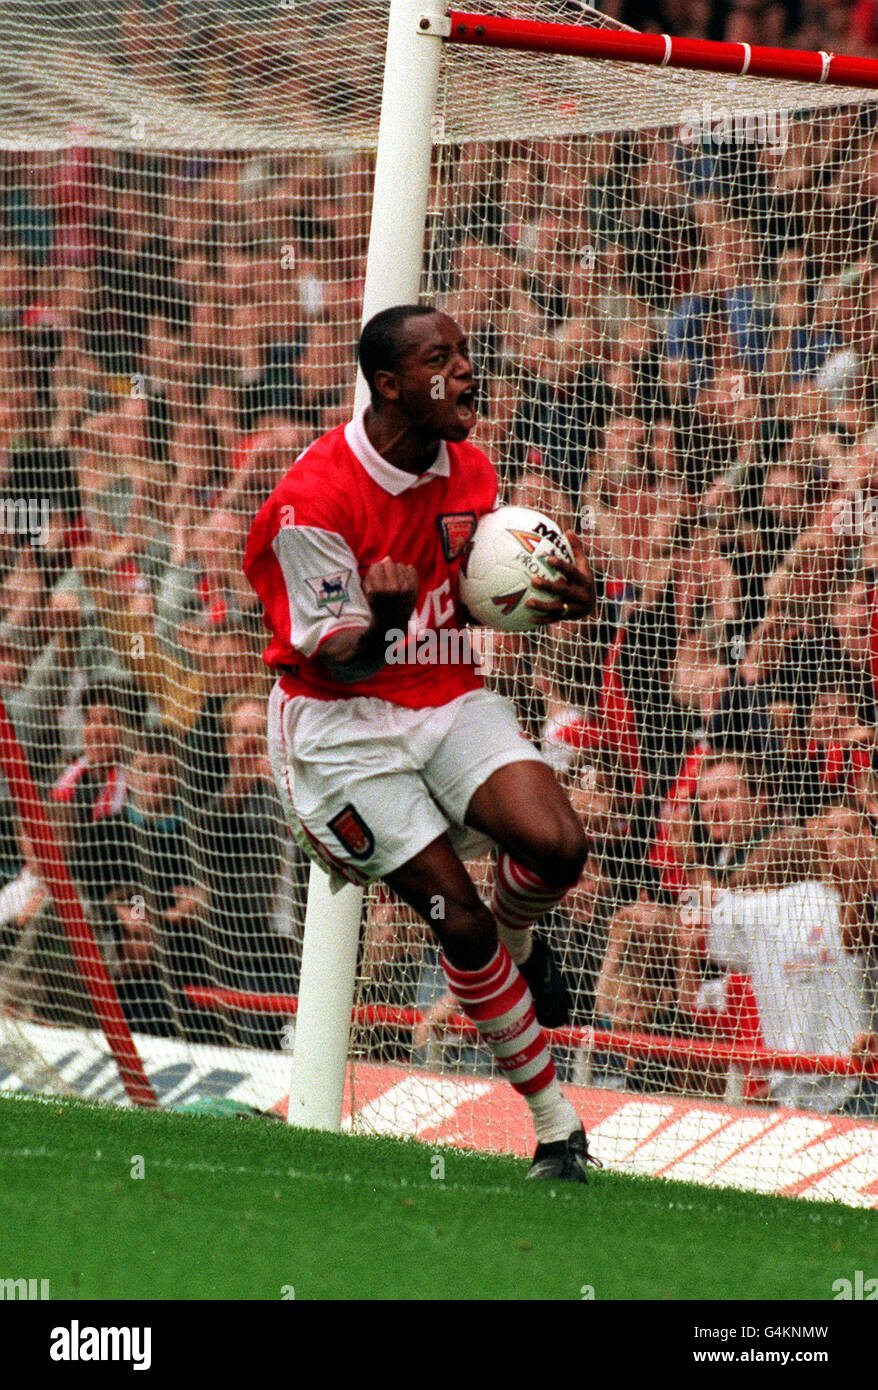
[287,0,449,1132]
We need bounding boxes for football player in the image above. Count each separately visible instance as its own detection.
[245,305,598,1180]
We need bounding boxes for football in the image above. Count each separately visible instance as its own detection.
[458,505,575,633]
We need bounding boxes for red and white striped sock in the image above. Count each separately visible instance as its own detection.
[489,852,574,966]
[442,943,578,1143]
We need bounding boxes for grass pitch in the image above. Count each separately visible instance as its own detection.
[0,1093,874,1300]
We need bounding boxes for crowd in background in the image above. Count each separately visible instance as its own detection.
[0,0,876,1111]
[608,0,878,54]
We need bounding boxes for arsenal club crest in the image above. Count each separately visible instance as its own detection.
[328,804,375,860]
[298,819,370,886]
[306,569,352,617]
[437,511,477,563]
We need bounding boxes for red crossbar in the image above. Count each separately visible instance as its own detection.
[183,986,878,1080]
[446,12,878,90]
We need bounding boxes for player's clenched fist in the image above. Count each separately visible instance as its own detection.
[317,558,419,677]
[363,558,419,628]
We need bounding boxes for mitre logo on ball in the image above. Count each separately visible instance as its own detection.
[458,505,573,633]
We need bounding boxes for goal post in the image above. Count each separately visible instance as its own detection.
[287,0,449,1132]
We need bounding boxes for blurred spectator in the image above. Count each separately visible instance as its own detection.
[650,751,781,902]
[0,819,94,1025]
[49,680,142,912]
[156,507,261,656]
[677,813,878,1112]
[188,695,291,1042]
[108,729,209,1038]
[590,895,699,1092]
[74,543,266,764]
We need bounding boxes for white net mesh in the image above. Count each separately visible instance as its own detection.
[0,0,876,1199]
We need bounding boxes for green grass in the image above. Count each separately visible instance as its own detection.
[0,1093,874,1300]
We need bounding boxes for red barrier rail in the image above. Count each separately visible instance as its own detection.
[445,12,878,90]
[0,699,156,1108]
[183,986,878,1079]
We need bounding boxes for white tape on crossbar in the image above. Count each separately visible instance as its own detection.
[417,11,451,36]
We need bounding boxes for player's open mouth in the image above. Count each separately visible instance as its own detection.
[455,388,477,424]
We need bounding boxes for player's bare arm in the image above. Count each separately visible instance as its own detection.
[525,530,596,623]
[320,558,418,681]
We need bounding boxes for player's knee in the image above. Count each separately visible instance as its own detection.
[530,818,589,889]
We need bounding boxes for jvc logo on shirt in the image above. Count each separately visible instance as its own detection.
[411,579,456,632]
[384,579,497,670]
[50,1321,152,1371]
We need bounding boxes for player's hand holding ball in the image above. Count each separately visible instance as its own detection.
[526,529,596,625]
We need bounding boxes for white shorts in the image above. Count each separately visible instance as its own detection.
[267,684,546,891]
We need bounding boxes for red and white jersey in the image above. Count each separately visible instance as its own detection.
[244,408,498,708]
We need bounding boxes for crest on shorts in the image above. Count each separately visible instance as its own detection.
[298,820,370,886]
[305,569,351,618]
[437,511,477,563]
[328,804,375,860]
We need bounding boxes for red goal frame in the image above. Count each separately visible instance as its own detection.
[446,11,878,88]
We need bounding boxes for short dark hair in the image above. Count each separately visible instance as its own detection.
[80,682,126,716]
[357,304,437,398]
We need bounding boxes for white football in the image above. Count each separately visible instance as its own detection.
[458,505,574,633]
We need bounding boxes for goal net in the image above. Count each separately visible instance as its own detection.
[0,0,876,1202]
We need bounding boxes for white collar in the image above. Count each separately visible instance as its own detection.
[344,406,450,495]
